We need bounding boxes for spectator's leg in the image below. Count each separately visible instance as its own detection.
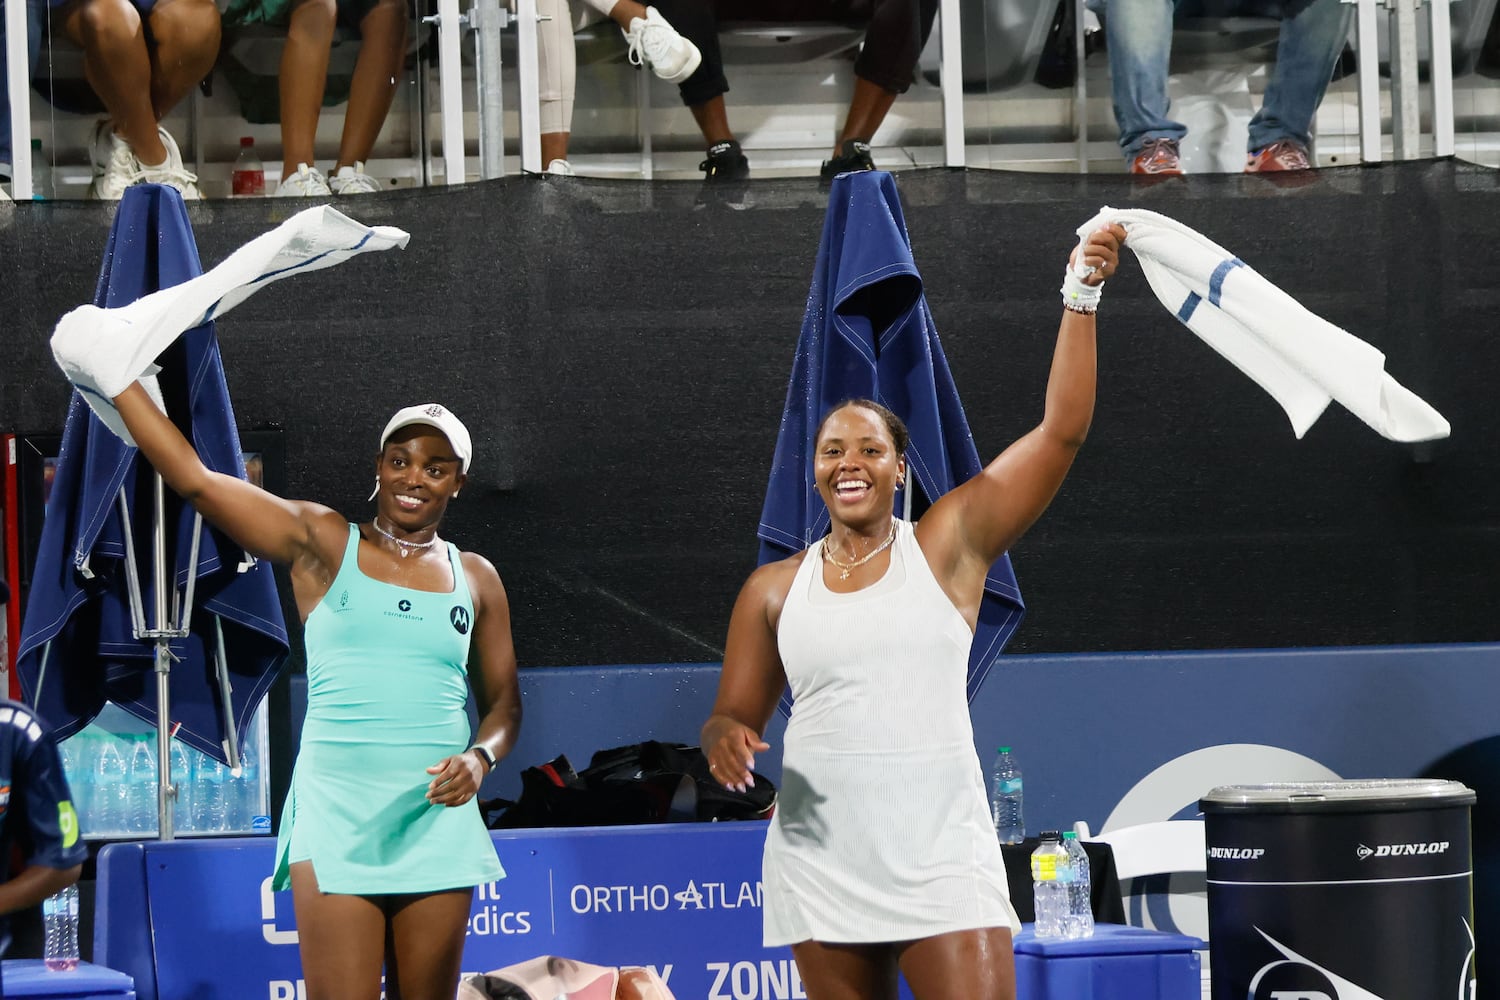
[278,0,336,177]
[595,0,642,28]
[1102,0,1185,160]
[144,0,221,119]
[650,0,731,139]
[333,0,405,170]
[837,0,938,154]
[689,95,732,144]
[537,0,578,167]
[1247,0,1353,153]
[57,0,169,162]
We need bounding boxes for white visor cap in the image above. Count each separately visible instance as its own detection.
[378,403,473,475]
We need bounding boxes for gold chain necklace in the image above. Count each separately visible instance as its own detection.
[371,517,438,559]
[821,519,897,581]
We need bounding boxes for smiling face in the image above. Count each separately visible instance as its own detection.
[373,425,467,528]
[814,403,906,529]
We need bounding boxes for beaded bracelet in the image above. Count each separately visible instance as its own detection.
[1060,268,1103,314]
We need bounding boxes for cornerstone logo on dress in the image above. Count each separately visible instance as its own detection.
[385,599,424,622]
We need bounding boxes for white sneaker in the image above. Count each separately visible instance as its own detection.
[545,158,576,177]
[329,161,381,195]
[275,163,332,197]
[89,121,141,200]
[134,126,202,200]
[623,7,701,83]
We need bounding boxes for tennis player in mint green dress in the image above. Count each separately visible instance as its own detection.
[111,389,520,1000]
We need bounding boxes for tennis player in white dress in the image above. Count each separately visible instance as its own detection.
[702,222,1127,1000]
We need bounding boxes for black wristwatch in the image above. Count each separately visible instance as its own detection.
[469,744,497,771]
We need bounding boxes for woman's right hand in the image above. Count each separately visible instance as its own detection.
[702,715,770,793]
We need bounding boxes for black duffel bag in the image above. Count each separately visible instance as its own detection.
[483,741,776,829]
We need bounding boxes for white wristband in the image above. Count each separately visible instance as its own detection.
[1060,269,1103,314]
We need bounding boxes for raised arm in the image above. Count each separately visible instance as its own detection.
[427,552,520,806]
[918,224,1126,605]
[702,560,794,792]
[113,382,341,568]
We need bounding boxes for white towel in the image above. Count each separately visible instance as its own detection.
[52,205,410,444]
[1075,207,1450,444]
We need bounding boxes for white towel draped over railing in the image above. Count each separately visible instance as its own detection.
[52,205,410,444]
[1075,206,1450,444]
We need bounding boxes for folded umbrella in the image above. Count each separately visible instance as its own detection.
[759,171,1025,713]
[20,187,410,782]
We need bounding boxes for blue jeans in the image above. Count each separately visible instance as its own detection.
[1105,0,1354,160]
[0,0,44,168]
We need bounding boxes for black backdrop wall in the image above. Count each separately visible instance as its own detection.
[3,160,1498,670]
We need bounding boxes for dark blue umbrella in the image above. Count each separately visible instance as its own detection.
[16,185,289,785]
[758,170,1025,714]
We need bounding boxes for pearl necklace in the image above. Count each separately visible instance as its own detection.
[371,516,438,558]
[822,520,897,580]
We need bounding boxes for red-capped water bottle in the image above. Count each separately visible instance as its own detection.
[232,137,265,197]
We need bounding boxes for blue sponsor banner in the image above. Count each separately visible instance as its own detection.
[99,824,801,1000]
[102,643,1500,1000]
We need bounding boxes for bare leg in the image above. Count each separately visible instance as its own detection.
[833,76,897,157]
[689,94,733,145]
[384,888,474,1000]
[144,0,220,122]
[790,941,900,1000]
[58,0,167,162]
[334,0,407,170]
[605,0,646,28]
[541,132,570,165]
[279,0,336,175]
[289,861,387,1000]
[898,928,1015,1000]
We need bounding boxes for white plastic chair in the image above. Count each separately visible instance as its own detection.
[1075,819,1211,1000]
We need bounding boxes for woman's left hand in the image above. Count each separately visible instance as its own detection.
[1070,222,1128,287]
[425,752,486,807]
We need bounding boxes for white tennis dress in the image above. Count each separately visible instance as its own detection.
[763,518,1020,947]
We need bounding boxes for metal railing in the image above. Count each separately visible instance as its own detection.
[1,0,1472,196]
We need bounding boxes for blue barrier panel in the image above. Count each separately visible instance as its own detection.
[113,643,1500,999]
[98,825,805,1000]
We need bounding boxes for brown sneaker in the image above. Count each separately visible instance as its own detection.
[1130,138,1184,176]
[1245,139,1312,173]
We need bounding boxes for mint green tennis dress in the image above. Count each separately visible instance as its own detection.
[272,524,505,893]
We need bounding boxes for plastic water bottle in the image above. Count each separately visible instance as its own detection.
[30,139,54,200]
[169,739,195,833]
[1030,831,1069,938]
[231,136,265,197]
[196,753,228,832]
[230,745,261,830]
[991,747,1024,845]
[43,884,79,971]
[126,737,158,834]
[57,737,90,833]
[93,738,128,835]
[1062,830,1095,939]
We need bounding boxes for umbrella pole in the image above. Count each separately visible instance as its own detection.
[150,471,176,842]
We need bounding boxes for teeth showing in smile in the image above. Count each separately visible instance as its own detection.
[396,494,423,508]
[835,480,869,496]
